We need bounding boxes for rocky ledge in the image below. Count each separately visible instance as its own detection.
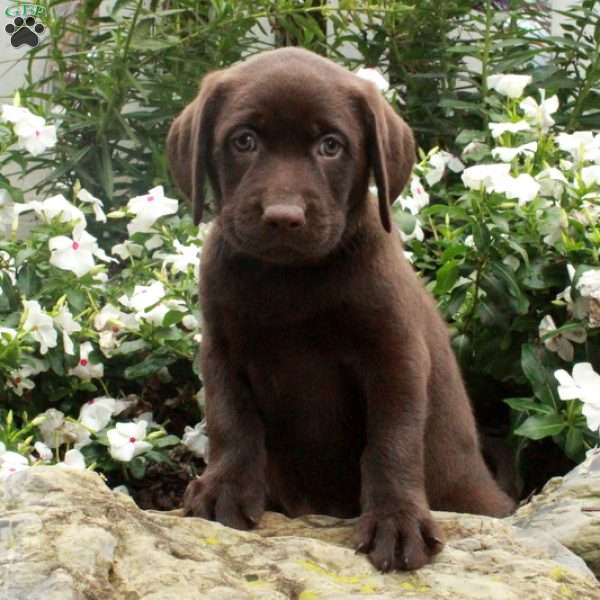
[1,451,599,599]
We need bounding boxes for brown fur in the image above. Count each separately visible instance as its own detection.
[167,47,515,572]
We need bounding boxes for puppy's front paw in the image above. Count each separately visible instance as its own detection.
[354,504,444,572]
[183,473,265,530]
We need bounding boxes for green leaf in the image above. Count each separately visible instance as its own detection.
[111,339,149,356]
[124,354,176,379]
[563,426,585,462]
[504,397,553,415]
[0,272,18,312]
[163,310,184,328]
[451,333,471,365]
[435,260,460,296]
[128,456,147,479]
[66,289,87,313]
[145,450,176,467]
[394,210,417,236]
[152,434,181,449]
[520,344,558,407]
[17,263,41,297]
[514,414,566,440]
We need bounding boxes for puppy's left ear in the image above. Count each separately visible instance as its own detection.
[166,71,225,225]
[361,84,415,232]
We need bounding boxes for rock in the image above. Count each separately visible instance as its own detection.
[512,448,600,578]
[1,467,599,599]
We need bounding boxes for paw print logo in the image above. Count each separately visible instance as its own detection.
[5,16,45,48]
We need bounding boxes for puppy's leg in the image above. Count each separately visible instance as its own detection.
[355,341,444,572]
[183,334,266,530]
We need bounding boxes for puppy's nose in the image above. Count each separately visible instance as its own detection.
[262,204,306,229]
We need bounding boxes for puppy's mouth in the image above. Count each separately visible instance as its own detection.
[224,220,343,265]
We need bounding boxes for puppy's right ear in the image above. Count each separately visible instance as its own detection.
[166,71,225,225]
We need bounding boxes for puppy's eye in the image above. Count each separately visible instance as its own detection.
[232,131,257,152]
[318,135,343,157]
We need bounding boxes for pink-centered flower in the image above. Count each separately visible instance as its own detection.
[79,396,117,432]
[127,186,178,235]
[107,421,152,462]
[49,229,115,277]
[68,341,104,380]
[1,104,57,156]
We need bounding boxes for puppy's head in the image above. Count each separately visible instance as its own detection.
[167,48,414,265]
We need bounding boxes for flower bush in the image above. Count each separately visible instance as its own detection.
[0,101,207,497]
[1,66,599,500]
[395,74,600,483]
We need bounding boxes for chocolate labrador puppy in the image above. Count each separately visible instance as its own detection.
[167,47,515,572]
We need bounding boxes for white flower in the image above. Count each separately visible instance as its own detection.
[539,315,586,362]
[0,189,15,235]
[79,396,117,432]
[399,217,424,243]
[555,363,600,431]
[195,222,213,243]
[118,281,184,325]
[581,165,600,187]
[94,303,138,332]
[15,194,86,234]
[34,441,53,462]
[127,186,178,235]
[93,303,138,356]
[77,188,106,222]
[57,449,86,470]
[356,67,389,92]
[500,173,540,205]
[144,234,164,251]
[135,411,158,428]
[182,421,209,459]
[49,229,114,277]
[22,300,57,355]
[575,270,600,327]
[0,448,29,480]
[0,249,16,284]
[53,305,81,355]
[491,142,537,162]
[519,90,559,131]
[107,421,152,462]
[182,314,199,330]
[399,177,429,215]
[112,241,143,260]
[119,281,165,312]
[488,120,531,138]
[38,408,92,449]
[0,326,16,344]
[156,240,200,274]
[577,269,600,300]
[1,104,57,156]
[572,194,600,226]
[536,167,568,200]
[487,74,532,98]
[424,151,464,186]
[7,373,35,396]
[461,163,511,191]
[6,358,46,397]
[462,141,489,160]
[69,341,104,380]
[556,131,600,164]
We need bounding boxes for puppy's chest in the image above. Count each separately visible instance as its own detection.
[230,312,364,436]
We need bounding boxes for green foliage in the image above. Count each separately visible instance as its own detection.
[4,0,599,213]
[1,0,600,496]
